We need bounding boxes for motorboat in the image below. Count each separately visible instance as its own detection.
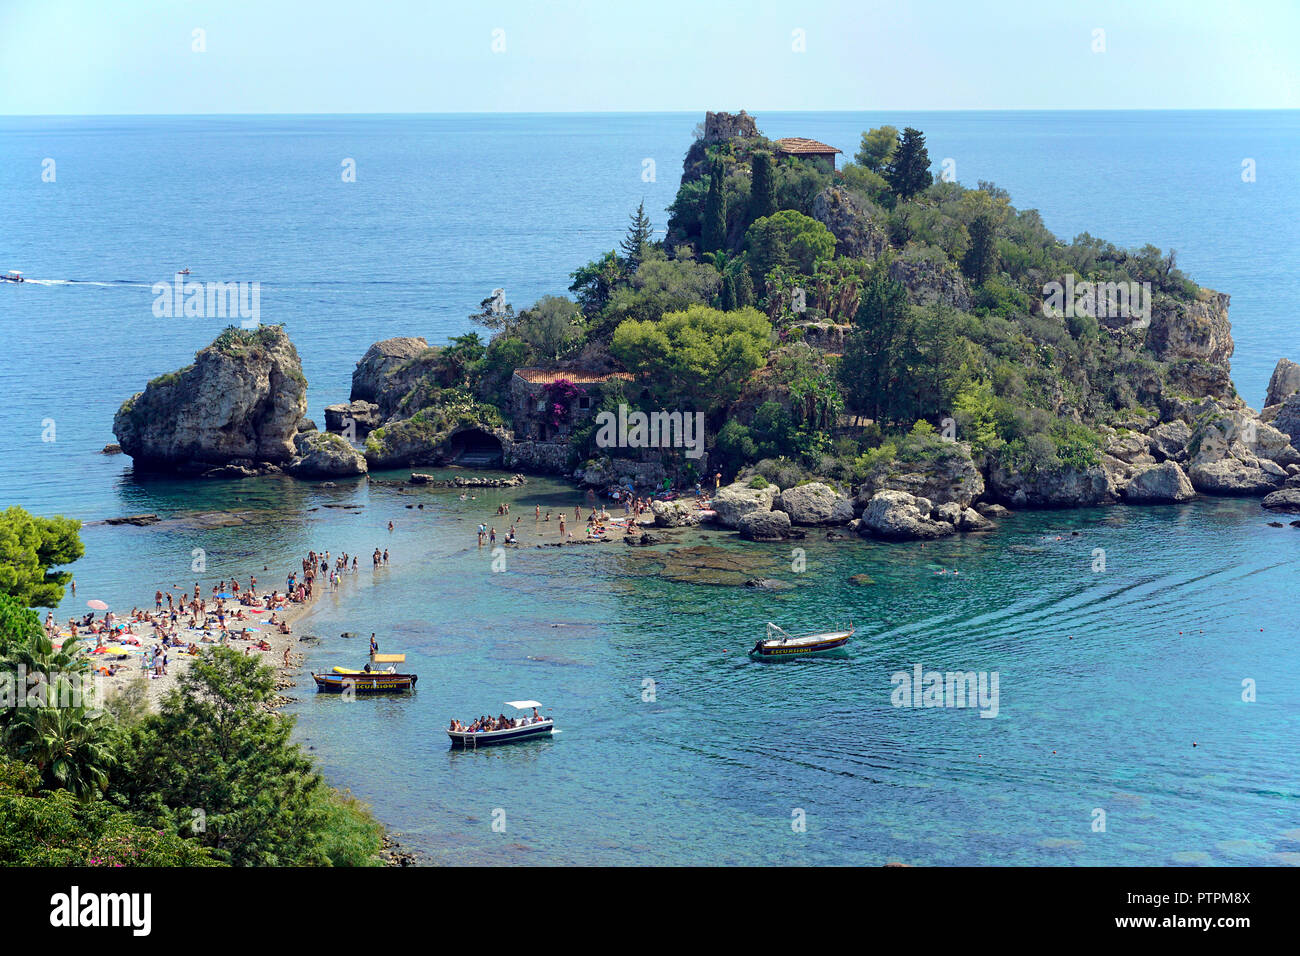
[449,700,554,749]
[311,653,417,693]
[748,622,853,660]
[1,271,24,283]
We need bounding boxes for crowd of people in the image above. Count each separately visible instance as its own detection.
[449,706,545,734]
[45,542,396,682]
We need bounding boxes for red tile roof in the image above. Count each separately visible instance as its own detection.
[775,137,842,155]
[514,367,633,385]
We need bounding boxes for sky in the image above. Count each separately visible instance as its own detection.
[1,0,1297,114]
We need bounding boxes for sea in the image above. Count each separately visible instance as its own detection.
[0,111,1297,865]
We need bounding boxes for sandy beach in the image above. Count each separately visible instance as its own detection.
[77,565,345,712]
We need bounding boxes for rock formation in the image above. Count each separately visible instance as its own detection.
[113,326,308,475]
[712,481,779,528]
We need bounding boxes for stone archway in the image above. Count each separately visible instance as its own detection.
[447,427,504,467]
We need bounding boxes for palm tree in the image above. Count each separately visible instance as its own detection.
[4,706,115,799]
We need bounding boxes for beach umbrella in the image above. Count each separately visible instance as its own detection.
[87,599,109,610]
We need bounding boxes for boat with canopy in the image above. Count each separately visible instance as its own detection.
[448,700,554,749]
[311,653,418,693]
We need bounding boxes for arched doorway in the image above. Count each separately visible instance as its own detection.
[448,428,504,467]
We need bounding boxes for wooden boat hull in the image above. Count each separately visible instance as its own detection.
[312,672,418,693]
[749,631,851,660]
[449,720,554,748]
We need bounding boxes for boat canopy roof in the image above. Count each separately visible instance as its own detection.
[372,653,405,663]
[505,700,542,710]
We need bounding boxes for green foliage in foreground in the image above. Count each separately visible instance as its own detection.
[0,754,218,866]
[0,506,84,608]
[110,648,382,866]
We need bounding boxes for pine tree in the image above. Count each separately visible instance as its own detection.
[701,162,727,254]
[619,201,653,273]
[748,151,776,224]
[886,127,933,202]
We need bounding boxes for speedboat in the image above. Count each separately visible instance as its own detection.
[178,268,191,275]
[311,653,417,693]
[449,700,554,749]
[1,271,23,283]
[749,622,853,660]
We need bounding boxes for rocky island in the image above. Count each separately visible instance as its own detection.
[112,112,1300,536]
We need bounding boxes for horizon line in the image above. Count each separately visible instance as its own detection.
[3,107,1298,119]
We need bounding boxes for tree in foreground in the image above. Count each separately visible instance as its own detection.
[0,506,84,608]
[114,648,333,866]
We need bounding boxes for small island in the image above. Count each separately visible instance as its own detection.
[114,111,1300,536]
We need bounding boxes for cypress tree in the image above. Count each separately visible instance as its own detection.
[886,127,933,202]
[721,272,737,311]
[749,151,776,224]
[701,162,727,254]
[961,212,998,287]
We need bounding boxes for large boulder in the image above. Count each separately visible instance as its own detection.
[651,499,706,528]
[113,326,307,473]
[1261,488,1300,513]
[1123,461,1196,503]
[859,490,956,541]
[1188,458,1284,495]
[712,481,779,528]
[1147,420,1193,462]
[288,432,368,478]
[854,440,985,509]
[351,337,431,417]
[1264,358,1300,408]
[738,509,793,541]
[1185,406,1296,495]
[1272,393,1300,448]
[776,482,853,525]
[987,457,1116,508]
[324,400,382,438]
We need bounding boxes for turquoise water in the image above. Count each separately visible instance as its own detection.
[1,113,1299,864]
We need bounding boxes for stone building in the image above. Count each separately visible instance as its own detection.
[774,137,842,172]
[508,367,634,441]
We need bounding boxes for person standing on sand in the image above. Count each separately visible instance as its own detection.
[559,516,566,537]
[155,590,163,611]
